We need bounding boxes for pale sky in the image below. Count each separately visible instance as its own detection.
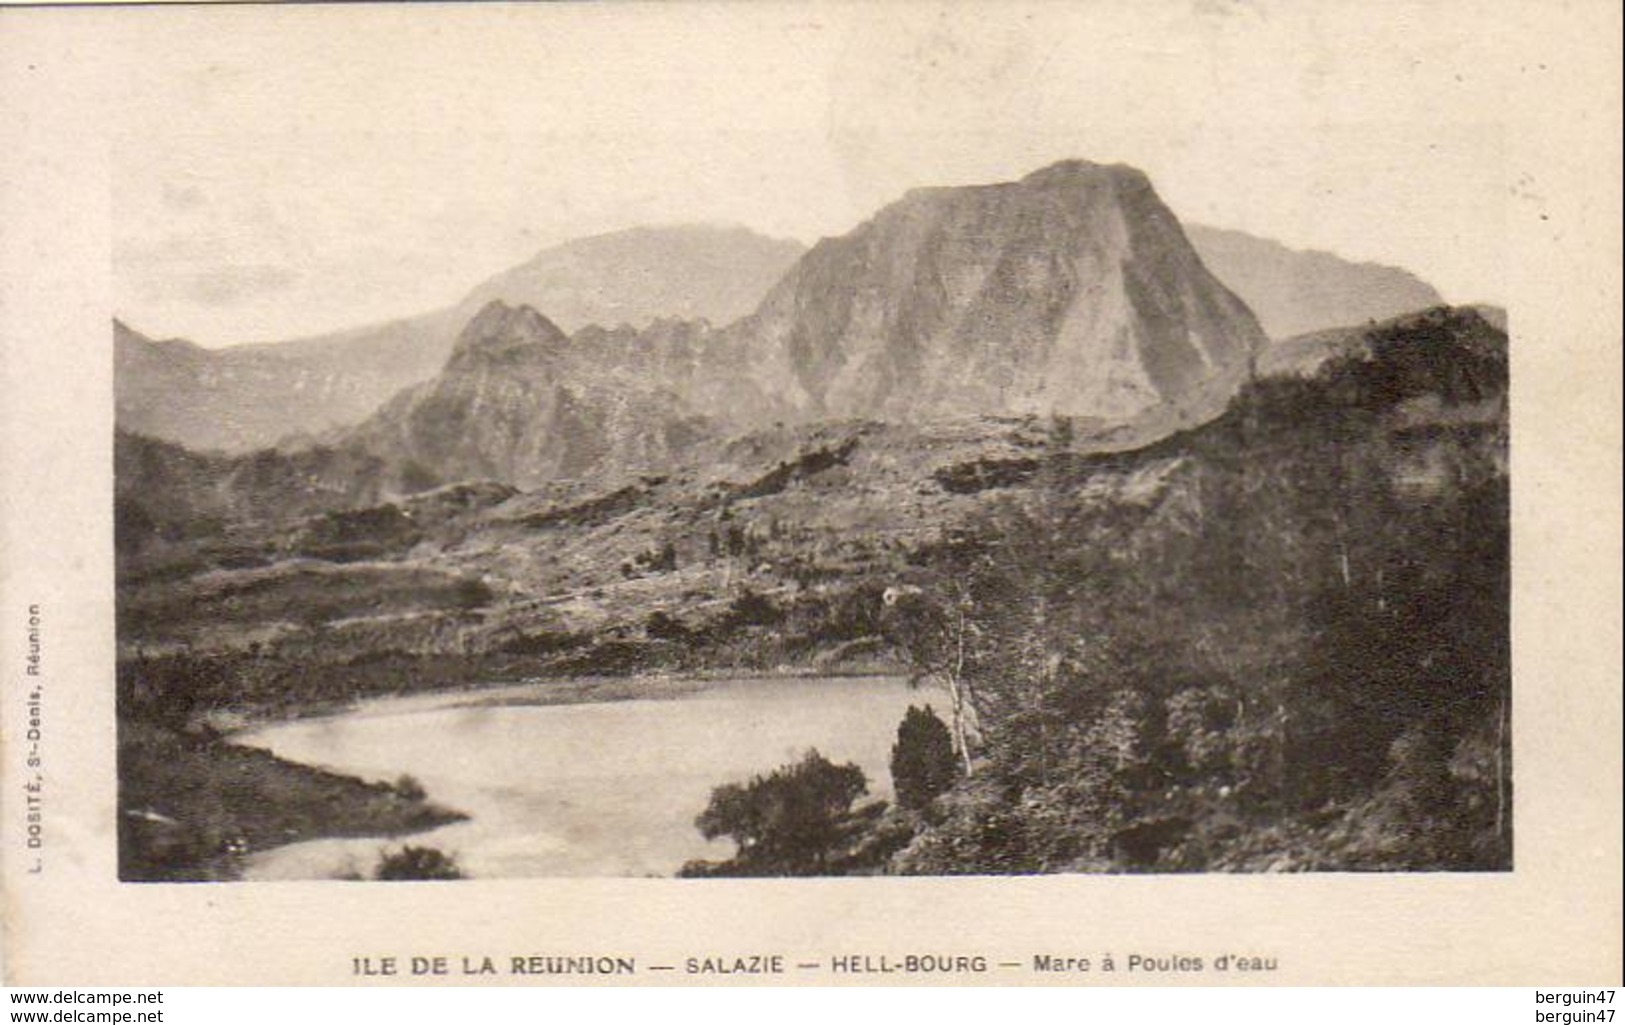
[106,1,1526,347]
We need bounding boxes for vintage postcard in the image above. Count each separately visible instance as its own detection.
[1,0,1619,986]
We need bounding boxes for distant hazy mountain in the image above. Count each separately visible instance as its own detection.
[1186,224,1444,340]
[345,160,1269,488]
[115,225,806,454]
[114,314,465,456]
[460,224,805,332]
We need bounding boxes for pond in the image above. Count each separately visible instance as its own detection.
[237,675,937,879]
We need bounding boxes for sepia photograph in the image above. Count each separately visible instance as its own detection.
[108,10,1509,886]
[2,0,1618,987]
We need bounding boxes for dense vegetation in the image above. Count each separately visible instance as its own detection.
[688,314,1510,874]
[890,706,960,811]
[878,402,1508,872]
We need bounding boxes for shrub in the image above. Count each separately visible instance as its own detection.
[692,750,867,875]
[392,774,427,802]
[374,845,463,881]
[890,705,959,811]
[645,610,692,642]
[725,588,783,628]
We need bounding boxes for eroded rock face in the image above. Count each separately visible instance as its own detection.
[346,300,717,490]
[348,160,1273,488]
[737,160,1266,426]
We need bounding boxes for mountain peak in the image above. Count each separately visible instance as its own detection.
[448,301,568,365]
[338,159,1271,488]
[1019,158,1147,190]
[745,158,1266,426]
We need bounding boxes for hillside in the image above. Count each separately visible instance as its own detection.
[114,314,465,455]
[1187,224,1445,339]
[115,305,1503,662]
[1257,305,1507,391]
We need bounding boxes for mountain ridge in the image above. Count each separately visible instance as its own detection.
[336,160,1270,488]
[1185,224,1444,339]
[457,223,805,330]
[114,225,807,453]
[115,166,1461,460]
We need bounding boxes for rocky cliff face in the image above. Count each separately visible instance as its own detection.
[346,302,716,489]
[735,161,1266,426]
[342,160,1274,487]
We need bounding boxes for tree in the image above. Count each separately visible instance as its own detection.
[880,417,1097,778]
[392,774,428,802]
[890,705,960,811]
[691,750,867,875]
[881,582,982,774]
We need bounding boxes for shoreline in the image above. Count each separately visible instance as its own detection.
[214,661,912,738]
[156,666,920,881]
[232,670,933,881]
[118,717,469,882]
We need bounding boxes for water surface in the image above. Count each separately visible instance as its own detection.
[239,675,933,879]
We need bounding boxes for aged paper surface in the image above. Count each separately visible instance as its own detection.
[2,0,1620,986]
